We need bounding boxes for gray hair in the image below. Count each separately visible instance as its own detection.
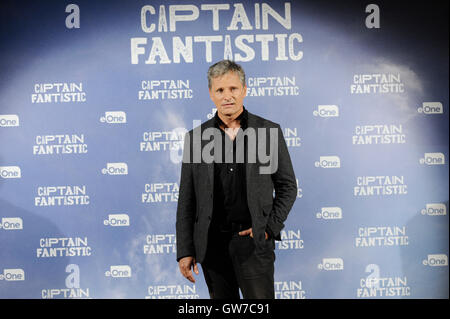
[207,60,246,89]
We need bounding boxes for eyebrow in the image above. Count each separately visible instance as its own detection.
[216,86,239,91]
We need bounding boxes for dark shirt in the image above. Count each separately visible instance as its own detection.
[212,107,252,229]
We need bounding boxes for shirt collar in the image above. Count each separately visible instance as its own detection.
[214,106,248,129]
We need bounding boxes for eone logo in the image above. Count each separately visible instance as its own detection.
[316,207,342,219]
[417,102,443,114]
[0,115,19,127]
[0,166,21,179]
[419,153,445,165]
[0,269,25,281]
[423,254,448,267]
[313,105,339,118]
[315,156,341,168]
[100,111,127,124]
[103,214,130,227]
[0,217,23,230]
[421,203,447,216]
[318,258,344,271]
[105,265,132,278]
[102,163,128,175]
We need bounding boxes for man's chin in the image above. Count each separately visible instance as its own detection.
[221,105,235,111]
[219,105,241,115]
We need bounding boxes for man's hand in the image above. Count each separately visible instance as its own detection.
[178,256,199,283]
[239,228,269,240]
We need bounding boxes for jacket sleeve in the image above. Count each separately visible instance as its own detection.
[175,132,196,261]
[266,124,297,240]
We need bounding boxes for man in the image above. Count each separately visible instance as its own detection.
[176,60,297,299]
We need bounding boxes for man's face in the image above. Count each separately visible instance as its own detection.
[209,71,247,119]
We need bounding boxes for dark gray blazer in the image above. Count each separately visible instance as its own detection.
[176,111,297,264]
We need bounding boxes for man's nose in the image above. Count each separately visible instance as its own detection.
[223,89,233,100]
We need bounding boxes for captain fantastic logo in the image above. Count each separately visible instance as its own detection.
[36,237,92,258]
[352,124,406,145]
[31,83,86,103]
[138,80,193,100]
[246,76,299,97]
[33,134,88,155]
[34,185,90,207]
[131,3,302,64]
[142,182,179,203]
[357,265,410,298]
[140,130,185,152]
[355,226,408,247]
[354,176,407,196]
[143,234,176,254]
[350,74,404,94]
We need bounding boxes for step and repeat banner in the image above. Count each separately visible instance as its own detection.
[0,0,448,299]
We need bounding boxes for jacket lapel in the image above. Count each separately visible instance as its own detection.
[200,119,215,188]
[245,112,258,190]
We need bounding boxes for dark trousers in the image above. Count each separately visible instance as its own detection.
[201,229,275,299]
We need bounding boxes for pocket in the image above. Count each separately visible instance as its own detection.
[230,236,274,279]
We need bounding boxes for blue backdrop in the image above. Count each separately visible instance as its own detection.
[0,0,448,299]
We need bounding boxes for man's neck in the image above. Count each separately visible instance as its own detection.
[217,108,243,129]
